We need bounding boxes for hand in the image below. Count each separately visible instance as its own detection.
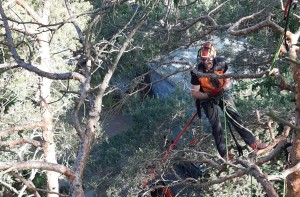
[268,68,279,76]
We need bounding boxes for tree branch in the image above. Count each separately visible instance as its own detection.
[65,0,85,47]
[0,122,43,138]
[0,19,39,35]
[15,0,42,23]
[228,9,283,35]
[266,109,300,131]
[0,161,75,180]
[10,171,41,197]
[0,61,19,69]
[0,137,41,148]
[285,57,300,68]
[238,160,279,197]
[267,161,300,180]
[0,3,86,83]
[0,178,20,195]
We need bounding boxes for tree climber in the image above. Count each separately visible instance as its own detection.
[190,42,268,159]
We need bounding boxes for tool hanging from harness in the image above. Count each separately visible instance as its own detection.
[283,0,298,51]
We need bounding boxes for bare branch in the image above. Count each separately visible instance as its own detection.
[267,120,275,140]
[64,0,85,46]
[0,61,19,69]
[267,161,300,180]
[15,0,42,23]
[10,171,41,197]
[0,122,43,138]
[255,135,288,165]
[35,188,69,197]
[0,19,39,35]
[238,160,279,197]
[266,109,300,131]
[0,178,20,195]
[229,8,266,31]
[208,0,229,17]
[0,137,41,148]
[228,16,283,36]
[175,1,229,32]
[0,3,86,83]
[0,161,75,180]
[191,67,271,79]
[285,57,300,68]
[70,3,161,195]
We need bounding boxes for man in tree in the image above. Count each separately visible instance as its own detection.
[190,42,268,159]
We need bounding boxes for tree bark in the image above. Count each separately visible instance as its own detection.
[38,0,59,196]
[284,29,300,197]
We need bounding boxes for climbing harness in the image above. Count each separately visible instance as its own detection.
[142,5,300,191]
[198,94,244,157]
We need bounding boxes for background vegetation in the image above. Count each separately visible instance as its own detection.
[0,0,299,196]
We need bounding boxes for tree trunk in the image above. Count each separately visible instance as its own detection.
[38,0,59,196]
[285,30,300,197]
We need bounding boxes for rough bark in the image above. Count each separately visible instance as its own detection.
[284,29,300,197]
[69,1,160,196]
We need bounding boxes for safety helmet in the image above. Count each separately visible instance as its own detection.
[197,42,216,61]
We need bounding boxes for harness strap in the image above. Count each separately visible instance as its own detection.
[226,119,243,156]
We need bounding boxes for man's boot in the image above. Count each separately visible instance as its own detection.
[250,141,268,150]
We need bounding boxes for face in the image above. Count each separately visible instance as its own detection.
[202,58,214,70]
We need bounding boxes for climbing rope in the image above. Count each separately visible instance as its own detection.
[219,0,299,158]
[283,178,286,197]
[222,102,232,197]
[141,112,197,190]
[142,4,299,191]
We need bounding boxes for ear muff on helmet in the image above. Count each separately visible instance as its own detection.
[197,42,216,61]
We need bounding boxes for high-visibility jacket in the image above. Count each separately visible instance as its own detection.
[195,57,228,93]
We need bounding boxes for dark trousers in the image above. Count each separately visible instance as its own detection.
[196,94,256,157]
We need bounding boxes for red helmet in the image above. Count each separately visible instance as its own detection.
[197,42,216,61]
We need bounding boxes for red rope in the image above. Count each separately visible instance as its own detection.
[284,0,292,19]
[141,112,198,189]
[163,112,198,159]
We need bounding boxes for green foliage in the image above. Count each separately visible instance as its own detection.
[1,0,297,196]
[235,78,294,114]
[32,173,47,189]
[174,0,180,7]
[0,2,91,195]
[86,91,193,195]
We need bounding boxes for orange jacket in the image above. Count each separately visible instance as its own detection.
[198,68,226,93]
[191,57,228,94]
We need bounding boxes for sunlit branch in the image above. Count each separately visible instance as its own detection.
[0,137,41,148]
[0,161,75,180]
[0,122,43,138]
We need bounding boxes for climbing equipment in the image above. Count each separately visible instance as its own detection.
[226,119,243,156]
[141,112,198,191]
[163,112,197,159]
[195,57,228,93]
